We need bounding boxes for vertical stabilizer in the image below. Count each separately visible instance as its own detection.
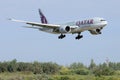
[38,9,48,24]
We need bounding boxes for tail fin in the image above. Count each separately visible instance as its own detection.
[38,9,48,24]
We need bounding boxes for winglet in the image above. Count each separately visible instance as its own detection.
[38,9,48,24]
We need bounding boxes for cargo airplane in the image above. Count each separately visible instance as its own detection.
[9,9,107,40]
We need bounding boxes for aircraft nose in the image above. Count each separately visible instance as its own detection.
[103,21,108,26]
[105,21,108,25]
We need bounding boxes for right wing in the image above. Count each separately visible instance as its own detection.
[9,18,60,29]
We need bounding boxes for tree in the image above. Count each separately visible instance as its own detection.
[7,59,17,72]
[59,66,71,75]
[41,62,60,74]
[69,62,89,75]
[32,61,43,74]
[69,62,86,69]
[89,59,96,71]
[73,68,89,75]
[0,62,8,72]
[93,63,115,76]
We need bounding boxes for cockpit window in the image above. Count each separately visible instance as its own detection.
[101,20,106,21]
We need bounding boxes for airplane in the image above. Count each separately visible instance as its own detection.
[9,9,107,40]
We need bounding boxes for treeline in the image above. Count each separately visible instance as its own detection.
[0,59,120,76]
[0,59,60,74]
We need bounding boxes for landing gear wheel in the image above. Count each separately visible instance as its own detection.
[58,34,66,39]
[99,32,102,34]
[75,35,83,40]
[96,29,102,34]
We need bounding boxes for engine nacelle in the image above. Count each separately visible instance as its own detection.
[59,26,71,33]
[89,29,101,35]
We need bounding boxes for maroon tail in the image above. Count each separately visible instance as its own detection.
[39,9,48,24]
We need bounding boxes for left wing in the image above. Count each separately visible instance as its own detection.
[9,18,60,29]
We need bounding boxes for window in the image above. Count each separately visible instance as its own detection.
[101,19,106,21]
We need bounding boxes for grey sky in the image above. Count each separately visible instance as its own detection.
[0,0,120,65]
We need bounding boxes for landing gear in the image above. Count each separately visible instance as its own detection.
[58,34,66,39]
[75,35,83,40]
[58,33,83,40]
[96,29,102,34]
[75,33,83,40]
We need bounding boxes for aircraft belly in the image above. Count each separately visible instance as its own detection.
[71,26,91,33]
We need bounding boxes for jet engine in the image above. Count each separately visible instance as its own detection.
[89,29,102,35]
[59,26,71,33]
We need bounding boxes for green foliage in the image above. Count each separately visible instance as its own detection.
[69,62,89,75]
[109,62,120,70]
[0,59,60,75]
[115,70,120,75]
[33,74,50,80]
[0,62,8,72]
[17,62,33,72]
[7,59,17,72]
[93,66,115,76]
[89,59,96,71]
[0,72,120,80]
[72,69,89,75]
[0,59,120,77]
[32,61,43,74]
[59,66,71,75]
[69,62,86,69]
[95,76,106,80]
[41,62,60,74]
[59,76,70,80]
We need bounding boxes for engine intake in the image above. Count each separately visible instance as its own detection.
[65,26,70,32]
[59,26,71,33]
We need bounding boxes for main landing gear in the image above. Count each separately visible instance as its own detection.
[58,33,83,40]
[75,33,83,40]
[58,34,66,39]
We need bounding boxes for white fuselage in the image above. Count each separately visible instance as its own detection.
[39,17,107,34]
